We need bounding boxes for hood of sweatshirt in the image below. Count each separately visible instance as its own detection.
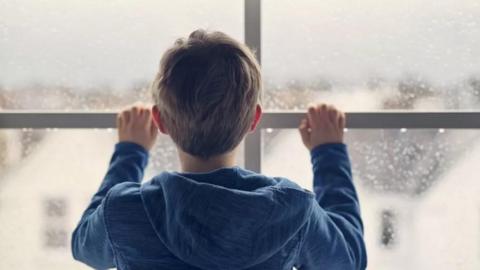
[140,167,314,270]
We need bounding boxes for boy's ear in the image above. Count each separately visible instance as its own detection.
[249,104,262,132]
[151,105,169,135]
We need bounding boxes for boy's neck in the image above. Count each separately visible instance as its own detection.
[178,148,237,173]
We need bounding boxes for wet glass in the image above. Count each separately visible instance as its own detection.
[263,0,480,111]
[262,128,480,269]
[0,0,243,110]
[0,128,245,269]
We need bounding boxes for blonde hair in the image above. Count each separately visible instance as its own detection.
[152,29,261,159]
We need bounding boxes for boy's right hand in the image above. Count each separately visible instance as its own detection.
[117,105,158,151]
[299,104,345,151]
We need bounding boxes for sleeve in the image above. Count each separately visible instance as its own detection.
[295,143,367,270]
[71,141,149,269]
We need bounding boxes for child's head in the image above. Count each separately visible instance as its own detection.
[152,29,262,159]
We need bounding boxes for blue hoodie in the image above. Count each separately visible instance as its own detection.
[72,142,367,270]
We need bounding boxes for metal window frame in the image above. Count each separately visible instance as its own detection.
[1,111,480,129]
[1,111,480,173]
[1,0,480,173]
[242,0,480,171]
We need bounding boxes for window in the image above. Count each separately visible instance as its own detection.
[263,0,480,110]
[0,128,243,269]
[1,0,480,269]
[0,129,177,269]
[0,0,243,110]
[262,128,480,269]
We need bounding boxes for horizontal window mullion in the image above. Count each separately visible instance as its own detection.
[260,112,480,129]
[0,112,117,129]
[1,112,480,129]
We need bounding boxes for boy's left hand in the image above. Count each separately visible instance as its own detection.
[117,105,158,151]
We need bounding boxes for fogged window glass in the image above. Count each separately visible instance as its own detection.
[0,128,244,269]
[263,0,480,110]
[262,128,480,269]
[0,129,179,269]
[0,0,243,110]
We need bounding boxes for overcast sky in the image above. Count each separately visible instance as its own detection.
[1,0,479,89]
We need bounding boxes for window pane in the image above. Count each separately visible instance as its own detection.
[0,0,243,110]
[263,0,480,110]
[262,128,480,269]
[0,129,177,269]
[0,129,241,269]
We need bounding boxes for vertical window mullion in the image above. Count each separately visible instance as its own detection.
[244,0,262,172]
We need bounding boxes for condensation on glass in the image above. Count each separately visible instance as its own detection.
[0,129,178,269]
[0,0,243,110]
[262,128,480,269]
[0,127,246,269]
[263,0,480,110]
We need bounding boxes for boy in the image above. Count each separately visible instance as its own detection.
[72,30,367,270]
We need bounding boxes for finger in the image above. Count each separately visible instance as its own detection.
[316,104,329,127]
[116,113,123,129]
[150,118,159,137]
[307,106,317,128]
[142,107,151,120]
[299,117,308,130]
[123,110,131,127]
[147,110,159,138]
[131,106,140,118]
[136,107,149,127]
[317,104,328,113]
[144,109,153,129]
[298,118,310,147]
[316,104,328,118]
[339,112,346,129]
[328,106,338,125]
[142,105,150,115]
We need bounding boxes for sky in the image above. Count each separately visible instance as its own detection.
[1,0,479,89]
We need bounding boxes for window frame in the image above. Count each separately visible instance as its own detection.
[1,0,480,172]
